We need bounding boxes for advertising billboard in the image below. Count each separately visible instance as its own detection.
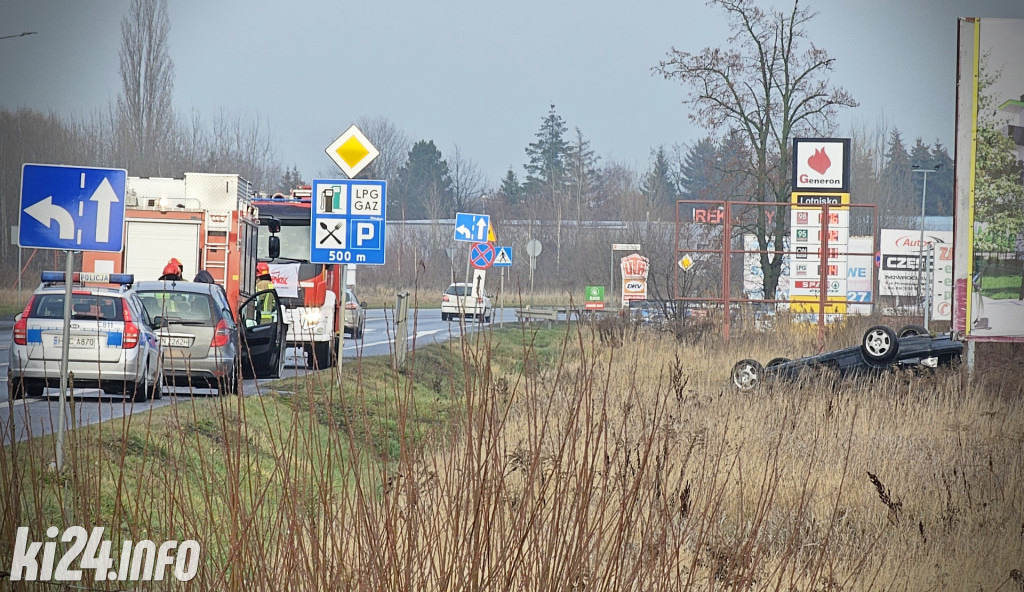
[879,229,954,321]
[954,18,1024,340]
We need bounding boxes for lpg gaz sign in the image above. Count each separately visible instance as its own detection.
[310,178,387,265]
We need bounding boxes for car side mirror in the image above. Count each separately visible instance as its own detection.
[152,315,167,328]
[268,235,280,259]
[14,312,22,322]
[360,301,367,308]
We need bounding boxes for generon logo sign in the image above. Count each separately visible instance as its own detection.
[793,138,850,192]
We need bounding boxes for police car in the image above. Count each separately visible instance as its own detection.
[8,271,163,401]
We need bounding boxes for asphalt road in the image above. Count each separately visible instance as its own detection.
[1,307,512,445]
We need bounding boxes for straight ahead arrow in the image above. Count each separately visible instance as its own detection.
[475,218,487,240]
[89,177,120,243]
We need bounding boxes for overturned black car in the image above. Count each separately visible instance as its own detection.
[730,325,964,391]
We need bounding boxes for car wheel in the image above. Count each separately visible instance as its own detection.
[861,325,899,363]
[897,324,929,338]
[766,357,790,367]
[131,369,151,402]
[731,359,764,391]
[355,319,364,339]
[152,371,164,400]
[218,364,238,396]
[441,312,448,321]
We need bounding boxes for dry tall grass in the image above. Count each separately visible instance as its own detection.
[2,318,1022,591]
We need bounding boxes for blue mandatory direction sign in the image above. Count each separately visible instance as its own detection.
[309,179,387,265]
[454,212,489,243]
[20,164,127,252]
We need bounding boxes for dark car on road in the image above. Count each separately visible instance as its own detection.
[730,324,964,391]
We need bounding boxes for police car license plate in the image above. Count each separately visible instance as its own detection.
[162,336,193,348]
[53,336,97,348]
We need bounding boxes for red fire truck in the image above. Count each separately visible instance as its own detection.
[83,172,260,306]
[252,187,348,369]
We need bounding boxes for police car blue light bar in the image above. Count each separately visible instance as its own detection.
[40,271,135,285]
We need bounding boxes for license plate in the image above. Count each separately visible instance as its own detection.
[161,336,193,348]
[52,336,97,348]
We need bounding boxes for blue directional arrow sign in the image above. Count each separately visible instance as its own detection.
[454,212,490,243]
[309,178,387,265]
[492,246,513,267]
[20,164,127,252]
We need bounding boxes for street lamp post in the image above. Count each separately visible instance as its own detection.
[912,163,942,329]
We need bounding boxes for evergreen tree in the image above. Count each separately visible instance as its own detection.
[929,142,955,215]
[498,167,524,205]
[523,104,569,201]
[677,137,720,203]
[565,127,600,221]
[392,140,453,220]
[640,146,678,217]
[276,165,303,193]
[881,129,915,218]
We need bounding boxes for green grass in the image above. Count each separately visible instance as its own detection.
[980,272,1023,300]
[1,325,566,585]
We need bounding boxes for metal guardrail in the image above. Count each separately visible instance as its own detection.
[514,308,560,322]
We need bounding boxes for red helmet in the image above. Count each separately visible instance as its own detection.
[256,262,270,275]
[162,262,180,276]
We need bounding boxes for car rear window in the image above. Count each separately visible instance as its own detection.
[137,292,215,324]
[32,294,124,321]
[446,285,471,297]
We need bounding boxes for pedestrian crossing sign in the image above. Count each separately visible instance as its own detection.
[493,246,513,267]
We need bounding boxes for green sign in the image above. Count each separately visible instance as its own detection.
[585,286,605,302]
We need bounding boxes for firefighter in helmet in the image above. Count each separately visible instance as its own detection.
[256,262,277,324]
[159,259,184,281]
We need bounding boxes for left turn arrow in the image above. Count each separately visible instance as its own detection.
[25,196,75,240]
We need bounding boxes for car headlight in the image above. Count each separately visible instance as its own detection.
[305,307,322,326]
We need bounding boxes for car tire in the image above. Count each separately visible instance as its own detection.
[218,364,238,396]
[355,320,364,339]
[152,371,164,400]
[861,325,899,363]
[731,359,764,391]
[897,324,929,338]
[766,357,790,367]
[441,312,448,322]
[131,369,151,402]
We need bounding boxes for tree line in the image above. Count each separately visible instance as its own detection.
[4,0,1017,301]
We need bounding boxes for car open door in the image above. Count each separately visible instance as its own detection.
[239,289,286,378]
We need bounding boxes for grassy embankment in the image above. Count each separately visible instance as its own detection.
[2,316,1023,591]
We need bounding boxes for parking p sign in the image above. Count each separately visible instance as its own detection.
[309,179,387,265]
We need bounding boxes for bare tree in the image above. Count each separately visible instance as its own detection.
[116,0,176,176]
[655,0,857,299]
[448,144,484,214]
[357,116,410,182]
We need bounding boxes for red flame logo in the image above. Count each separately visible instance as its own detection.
[807,147,831,175]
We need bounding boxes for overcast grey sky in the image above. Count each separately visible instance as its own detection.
[3,0,1024,187]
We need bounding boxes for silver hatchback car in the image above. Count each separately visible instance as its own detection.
[8,272,164,402]
[135,280,241,395]
[135,280,287,392]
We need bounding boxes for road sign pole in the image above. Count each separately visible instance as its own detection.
[56,249,74,472]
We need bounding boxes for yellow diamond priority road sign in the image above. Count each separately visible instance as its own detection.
[326,125,379,179]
